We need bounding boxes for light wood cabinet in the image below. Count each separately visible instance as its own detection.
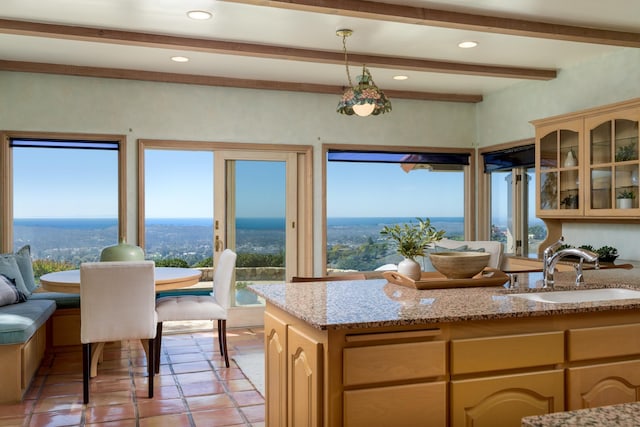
[343,335,447,427]
[264,303,640,426]
[566,360,640,410]
[450,332,565,427]
[533,98,640,219]
[566,323,640,410]
[344,381,447,427]
[288,325,323,427]
[265,310,324,427]
[451,370,564,427]
[264,311,288,427]
[535,119,584,216]
[585,108,640,215]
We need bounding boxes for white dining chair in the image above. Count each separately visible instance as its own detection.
[155,249,237,371]
[80,261,157,404]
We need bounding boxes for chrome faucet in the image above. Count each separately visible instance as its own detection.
[542,242,600,288]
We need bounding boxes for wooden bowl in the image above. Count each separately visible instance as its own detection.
[429,251,491,279]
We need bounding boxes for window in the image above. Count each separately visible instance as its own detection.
[324,147,474,272]
[481,143,545,257]
[143,149,214,266]
[1,133,126,273]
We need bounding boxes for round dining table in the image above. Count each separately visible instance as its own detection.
[40,267,202,293]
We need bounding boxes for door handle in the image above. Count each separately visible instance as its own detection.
[215,235,224,251]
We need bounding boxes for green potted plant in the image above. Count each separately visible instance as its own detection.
[560,193,579,209]
[380,218,445,280]
[615,142,636,162]
[616,189,635,209]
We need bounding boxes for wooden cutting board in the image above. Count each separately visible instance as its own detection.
[383,268,509,290]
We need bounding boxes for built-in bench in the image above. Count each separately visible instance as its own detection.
[30,290,81,348]
[0,298,56,403]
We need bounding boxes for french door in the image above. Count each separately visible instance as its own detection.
[490,167,540,257]
[214,151,299,306]
[141,142,309,314]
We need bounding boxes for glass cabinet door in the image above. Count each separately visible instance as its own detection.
[586,113,639,214]
[536,120,582,217]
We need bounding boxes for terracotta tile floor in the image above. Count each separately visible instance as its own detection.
[0,326,265,427]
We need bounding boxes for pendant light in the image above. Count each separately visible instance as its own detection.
[336,29,391,117]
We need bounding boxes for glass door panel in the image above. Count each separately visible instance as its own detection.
[214,152,297,307]
[144,150,214,266]
[615,164,638,209]
[614,119,638,162]
[560,129,579,167]
[539,171,558,210]
[591,167,612,209]
[490,171,512,254]
[590,121,611,164]
[539,132,558,169]
[559,170,579,209]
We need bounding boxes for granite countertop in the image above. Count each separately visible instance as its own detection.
[521,402,640,427]
[248,267,640,330]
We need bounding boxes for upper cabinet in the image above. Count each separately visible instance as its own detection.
[533,99,640,219]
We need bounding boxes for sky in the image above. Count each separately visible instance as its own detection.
[14,146,479,219]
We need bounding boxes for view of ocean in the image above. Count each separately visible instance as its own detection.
[13,216,471,266]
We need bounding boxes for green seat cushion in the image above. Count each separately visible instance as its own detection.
[0,299,56,345]
[29,291,80,309]
[155,289,211,299]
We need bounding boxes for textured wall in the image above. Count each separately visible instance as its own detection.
[476,48,640,260]
[0,71,476,268]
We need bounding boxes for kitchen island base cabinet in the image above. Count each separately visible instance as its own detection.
[344,381,447,427]
[450,370,564,427]
[567,360,640,410]
[260,297,640,427]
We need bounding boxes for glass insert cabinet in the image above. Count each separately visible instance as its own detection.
[533,99,640,218]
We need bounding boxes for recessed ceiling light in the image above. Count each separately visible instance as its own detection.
[171,56,190,63]
[393,75,409,80]
[187,10,212,20]
[458,41,478,49]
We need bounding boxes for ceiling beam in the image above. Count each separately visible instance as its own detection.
[0,60,483,103]
[227,0,640,48]
[0,19,555,80]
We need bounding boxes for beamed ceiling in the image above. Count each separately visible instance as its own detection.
[1,0,639,103]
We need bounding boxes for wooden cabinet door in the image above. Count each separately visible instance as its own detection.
[450,370,564,427]
[288,325,323,427]
[567,360,640,410]
[536,119,584,218]
[265,311,288,427]
[584,108,640,216]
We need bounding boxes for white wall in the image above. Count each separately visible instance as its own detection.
[476,48,640,260]
[0,71,476,269]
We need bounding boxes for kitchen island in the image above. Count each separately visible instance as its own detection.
[249,267,640,427]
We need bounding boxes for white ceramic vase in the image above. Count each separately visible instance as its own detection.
[617,198,633,209]
[564,149,577,167]
[397,258,421,280]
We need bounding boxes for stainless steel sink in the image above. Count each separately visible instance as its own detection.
[509,288,640,304]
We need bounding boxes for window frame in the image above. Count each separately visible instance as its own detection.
[137,139,313,277]
[322,143,476,274]
[0,131,127,253]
